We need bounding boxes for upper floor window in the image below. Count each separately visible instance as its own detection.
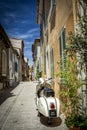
[50,0,55,11]
[2,50,7,76]
[50,48,54,77]
[59,27,66,69]
[50,0,56,32]
[10,49,12,61]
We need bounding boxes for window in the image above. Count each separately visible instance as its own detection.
[2,50,7,76]
[15,62,18,72]
[50,48,54,77]
[10,49,12,61]
[44,46,46,74]
[59,27,66,69]
[50,0,56,32]
[47,51,49,68]
[50,0,55,11]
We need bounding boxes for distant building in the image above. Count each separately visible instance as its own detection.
[10,38,24,81]
[0,24,10,89]
[0,24,21,89]
[32,38,41,80]
[29,66,33,81]
[8,40,19,86]
[23,57,29,81]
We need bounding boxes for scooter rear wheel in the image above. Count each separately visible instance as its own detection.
[47,118,52,125]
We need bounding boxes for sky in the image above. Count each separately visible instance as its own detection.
[0,0,40,66]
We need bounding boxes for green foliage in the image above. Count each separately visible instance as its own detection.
[36,63,42,79]
[65,114,87,128]
[57,14,87,128]
[67,15,87,67]
[58,58,82,116]
[58,51,87,129]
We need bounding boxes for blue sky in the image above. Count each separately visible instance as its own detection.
[0,0,40,66]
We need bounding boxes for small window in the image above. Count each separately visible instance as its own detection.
[2,50,7,76]
[50,48,54,77]
[10,49,12,61]
[15,62,18,72]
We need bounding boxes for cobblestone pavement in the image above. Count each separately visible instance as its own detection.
[0,81,68,130]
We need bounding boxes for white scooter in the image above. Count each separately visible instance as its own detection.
[35,78,60,124]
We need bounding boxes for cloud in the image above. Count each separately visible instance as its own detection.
[24,41,33,45]
[24,46,31,51]
[9,31,33,40]
[27,28,39,34]
[24,49,32,56]
[17,34,33,39]
[21,20,29,24]
[24,49,32,58]
[13,27,40,40]
[29,59,33,66]
[24,49,33,66]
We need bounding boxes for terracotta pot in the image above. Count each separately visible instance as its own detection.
[69,126,81,130]
[81,127,87,130]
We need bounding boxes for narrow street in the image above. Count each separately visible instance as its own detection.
[0,82,68,130]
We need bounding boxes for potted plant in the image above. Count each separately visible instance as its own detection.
[57,0,87,128]
[79,116,87,130]
[65,114,87,130]
[58,56,87,130]
[58,58,83,129]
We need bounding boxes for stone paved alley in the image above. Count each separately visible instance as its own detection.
[0,82,68,130]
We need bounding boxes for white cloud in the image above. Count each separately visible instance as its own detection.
[29,59,33,66]
[14,27,39,40]
[15,33,33,39]
[24,47,31,52]
[24,41,33,45]
[24,50,33,66]
[21,20,28,24]
[27,28,39,34]
[24,51,32,57]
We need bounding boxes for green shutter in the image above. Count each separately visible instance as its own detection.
[59,27,66,69]
[50,48,54,77]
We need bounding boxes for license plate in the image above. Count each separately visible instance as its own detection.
[49,110,57,117]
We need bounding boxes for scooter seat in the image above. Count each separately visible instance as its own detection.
[44,87,54,97]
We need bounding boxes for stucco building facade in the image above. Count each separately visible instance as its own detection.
[10,38,24,81]
[0,24,10,89]
[32,38,41,80]
[36,0,75,96]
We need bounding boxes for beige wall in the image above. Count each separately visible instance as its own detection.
[43,0,75,96]
[37,0,76,97]
[10,38,24,81]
